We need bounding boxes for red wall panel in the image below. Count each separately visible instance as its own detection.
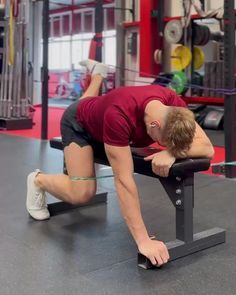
[139,0,161,76]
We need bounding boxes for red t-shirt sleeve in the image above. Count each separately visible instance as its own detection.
[103,108,132,146]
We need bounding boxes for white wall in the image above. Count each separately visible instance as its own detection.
[164,0,224,17]
[205,0,223,10]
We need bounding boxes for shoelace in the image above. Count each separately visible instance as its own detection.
[35,191,47,209]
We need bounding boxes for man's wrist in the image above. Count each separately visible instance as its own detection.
[136,234,151,247]
[163,149,176,160]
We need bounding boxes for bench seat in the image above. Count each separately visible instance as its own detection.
[49,137,211,177]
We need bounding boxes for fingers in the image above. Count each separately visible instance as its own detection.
[149,255,163,267]
[139,239,170,268]
[149,151,175,177]
[158,244,170,265]
[156,244,170,266]
[160,253,169,264]
[144,155,155,161]
[149,256,158,266]
[152,163,169,177]
[164,246,170,261]
[149,255,167,267]
[155,255,164,266]
[159,167,169,177]
[149,249,170,267]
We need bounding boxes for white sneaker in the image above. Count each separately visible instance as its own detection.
[26,169,50,220]
[79,59,109,78]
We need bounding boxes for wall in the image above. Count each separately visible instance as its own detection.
[164,0,224,17]
[205,0,223,10]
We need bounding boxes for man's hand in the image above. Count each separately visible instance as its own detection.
[138,238,170,266]
[144,150,176,177]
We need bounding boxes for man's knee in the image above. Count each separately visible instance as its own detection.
[67,183,96,205]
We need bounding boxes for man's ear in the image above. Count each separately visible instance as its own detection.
[150,120,161,128]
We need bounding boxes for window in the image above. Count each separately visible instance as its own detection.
[83,11,94,32]
[72,33,94,69]
[73,13,82,34]
[48,5,116,70]
[49,36,71,70]
[103,30,116,66]
[62,14,70,36]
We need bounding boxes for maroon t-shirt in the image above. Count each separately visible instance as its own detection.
[76,85,186,147]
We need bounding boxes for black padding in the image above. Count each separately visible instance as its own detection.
[50,137,210,177]
[50,137,63,150]
[203,108,224,130]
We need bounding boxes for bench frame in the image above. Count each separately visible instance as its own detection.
[138,174,225,269]
[49,138,226,269]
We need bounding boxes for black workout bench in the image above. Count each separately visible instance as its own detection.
[50,137,225,269]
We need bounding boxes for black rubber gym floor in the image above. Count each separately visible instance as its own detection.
[0,134,235,295]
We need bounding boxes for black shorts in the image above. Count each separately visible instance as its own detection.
[60,101,93,148]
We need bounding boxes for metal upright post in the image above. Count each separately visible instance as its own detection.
[157,0,164,35]
[200,0,205,10]
[132,0,135,21]
[224,0,236,178]
[94,0,103,62]
[157,0,164,73]
[115,0,125,87]
[41,0,49,140]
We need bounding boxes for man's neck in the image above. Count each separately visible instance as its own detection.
[144,100,168,125]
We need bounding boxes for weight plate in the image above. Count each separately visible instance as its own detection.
[168,71,188,94]
[193,24,202,46]
[171,45,192,70]
[164,19,183,44]
[201,25,210,46]
[193,47,205,70]
[0,6,4,19]
[154,49,162,64]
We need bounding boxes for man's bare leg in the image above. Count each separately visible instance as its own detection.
[80,59,109,99]
[80,74,103,100]
[34,144,96,204]
[35,72,106,201]
[26,60,109,220]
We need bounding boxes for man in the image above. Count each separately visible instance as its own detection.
[26,60,214,267]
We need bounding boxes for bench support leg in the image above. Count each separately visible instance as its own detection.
[138,174,226,269]
[48,192,108,216]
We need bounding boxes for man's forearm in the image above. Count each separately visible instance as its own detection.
[185,140,214,159]
[114,178,150,245]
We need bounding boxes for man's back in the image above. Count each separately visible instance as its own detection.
[77,85,186,147]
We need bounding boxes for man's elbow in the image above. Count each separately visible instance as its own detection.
[206,143,215,159]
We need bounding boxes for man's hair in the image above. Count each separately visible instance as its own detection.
[162,107,196,158]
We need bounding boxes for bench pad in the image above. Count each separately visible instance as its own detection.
[50,137,210,177]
